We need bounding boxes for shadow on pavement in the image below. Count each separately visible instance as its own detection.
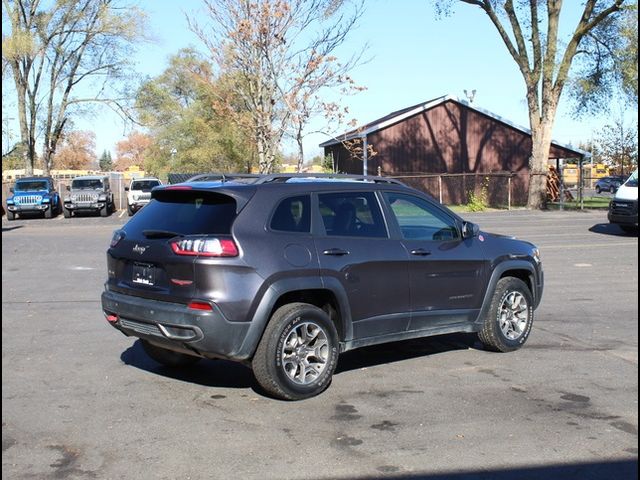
[2,225,24,232]
[589,223,638,237]
[120,333,479,397]
[335,333,478,374]
[120,340,256,390]
[337,459,637,480]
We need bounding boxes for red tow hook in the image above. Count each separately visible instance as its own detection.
[105,312,119,323]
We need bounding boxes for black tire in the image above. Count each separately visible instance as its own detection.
[252,303,339,400]
[127,204,134,216]
[610,185,616,193]
[141,340,201,368]
[44,206,53,219]
[595,186,601,194]
[478,277,534,353]
[7,210,16,221]
[63,208,71,218]
[100,204,109,217]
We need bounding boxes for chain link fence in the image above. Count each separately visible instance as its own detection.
[385,171,526,209]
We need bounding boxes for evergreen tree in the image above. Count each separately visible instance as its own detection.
[99,150,113,172]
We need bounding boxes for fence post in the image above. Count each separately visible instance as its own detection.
[438,175,442,204]
[118,174,123,211]
[508,176,511,210]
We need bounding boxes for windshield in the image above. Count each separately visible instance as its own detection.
[15,180,49,191]
[624,170,638,188]
[72,179,103,190]
[131,180,160,191]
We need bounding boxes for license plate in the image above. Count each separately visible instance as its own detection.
[132,263,155,286]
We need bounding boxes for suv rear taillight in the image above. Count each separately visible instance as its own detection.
[170,237,238,257]
[110,230,125,247]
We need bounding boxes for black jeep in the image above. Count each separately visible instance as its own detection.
[102,174,543,400]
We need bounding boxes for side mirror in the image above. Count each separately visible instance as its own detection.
[9,187,14,193]
[462,221,480,239]
[125,187,129,191]
[66,185,70,191]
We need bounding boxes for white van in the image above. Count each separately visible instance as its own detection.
[608,168,638,233]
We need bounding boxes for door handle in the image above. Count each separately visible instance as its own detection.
[323,248,350,256]
[410,248,431,256]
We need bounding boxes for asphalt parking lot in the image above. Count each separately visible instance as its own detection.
[2,209,637,480]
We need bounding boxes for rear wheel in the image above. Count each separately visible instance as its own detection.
[595,185,601,194]
[478,277,534,352]
[610,185,616,193]
[141,340,201,367]
[252,303,339,400]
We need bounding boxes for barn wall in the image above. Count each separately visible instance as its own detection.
[324,100,580,205]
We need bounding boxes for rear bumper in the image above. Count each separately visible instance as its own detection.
[101,289,251,361]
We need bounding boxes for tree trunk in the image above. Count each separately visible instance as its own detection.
[527,120,555,209]
[296,129,304,173]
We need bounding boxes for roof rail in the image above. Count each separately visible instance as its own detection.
[185,173,263,183]
[253,173,405,185]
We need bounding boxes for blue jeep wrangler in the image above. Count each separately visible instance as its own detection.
[6,176,62,220]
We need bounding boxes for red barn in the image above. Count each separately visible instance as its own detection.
[320,95,586,205]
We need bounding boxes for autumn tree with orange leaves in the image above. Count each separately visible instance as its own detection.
[114,131,153,171]
[52,131,97,170]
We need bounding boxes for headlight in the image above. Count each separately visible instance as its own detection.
[98,195,107,201]
[133,194,139,201]
[532,248,541,264]
[42,197,50,203]
[64,197,71,202]
[7,199,14,205]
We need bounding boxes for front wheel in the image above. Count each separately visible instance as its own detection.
[141,340,201,367]
[100,204,109,217]
[63,208,71,218]
[6,210,16,221]
[478,277,534,352]
[252,303,339,400]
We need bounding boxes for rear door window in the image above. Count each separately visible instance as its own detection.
[318,192,387,238]
[270,195,311,233]
[124,190,237,236]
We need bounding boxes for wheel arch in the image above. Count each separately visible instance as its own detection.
[235,277,352,360]
[475,260,539,326]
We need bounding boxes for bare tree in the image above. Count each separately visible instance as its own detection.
[438,0,627,208]
[2,0,146,175]
[189,0,365,173]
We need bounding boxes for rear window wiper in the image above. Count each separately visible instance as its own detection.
[142,229,184,239]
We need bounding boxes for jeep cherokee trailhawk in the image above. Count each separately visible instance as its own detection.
[102,173,543,400]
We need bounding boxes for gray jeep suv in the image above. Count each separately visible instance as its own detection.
[64,175,114,218]
[102,174,543,400]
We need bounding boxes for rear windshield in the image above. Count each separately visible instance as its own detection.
[131,180,160,191]
[123,190,237,236]
[15,181,49,191]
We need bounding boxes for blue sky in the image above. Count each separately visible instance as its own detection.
[26,0,634,161]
